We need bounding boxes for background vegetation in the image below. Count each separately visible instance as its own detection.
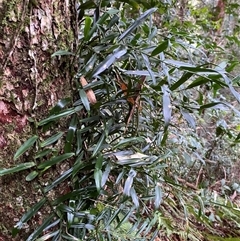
[0,0,240,240]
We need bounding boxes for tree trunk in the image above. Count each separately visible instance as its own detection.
[0,0,76,239]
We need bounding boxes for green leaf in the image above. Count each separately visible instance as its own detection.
[26,171,39,181]
[162,85,171,128]
[38,106,82,126]
[101,163,111,187]
[154,184,162,209]
[25,214,56,241]
[35,230,59,241]
[81,53,97,73]
[64,115,78,153]
[72,152,84,177]
[86,12,109,41]
[124,70,159,76]
[50,98,71,115]
[118,8,157,42]
[76,129,82,155]
[221,73,240,102]
[151,40,168,56]
[40,132,63,148]
[0,162,36,176]
[43,168,73,193]
[84,17,93,40]
[91,132,106,157]
[181,110,195,129]
[95,154,103,169]
[35,149,53,159]
[164,59,195,68]
[51,50,74,57]
[130,187,139,208]
[38,153,74,169]
[107,14,119,29]
[79,89,90,111]
[142,54,156,85]
[94,168,102,192]
[170,72,193,91]
[199,102,222,110]
[123,169,136,196]
[92,46,127,77]
[13,198,47,236]
[14,135,38,160]
[114,137,145,149]
[116,0,139,9]
[78,0,96,10]
[186,76,209,89]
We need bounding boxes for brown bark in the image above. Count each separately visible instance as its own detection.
[0,0,76,239]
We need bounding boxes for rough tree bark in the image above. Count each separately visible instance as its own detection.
[0,0,77,239]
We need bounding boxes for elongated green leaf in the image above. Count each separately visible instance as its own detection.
[26,170,39,181]
[92,46,127,77]
[116,0,139,9]
[114,137,145,149]
[78,0,96,10]
[76,129,82,155]
[181,110,195,129]
[43,167,73,193]
[118,8,157,42]
[0,162,36,176]
[220,73,240,102]
[51,50,74,57]
[35,230,60,241]
[13,198,47,236]
[84,17,93,40]
[14,136,38,160]
[92,132,106,157]
[123,169,136,196]
[124,70,159,76]
[40,132,63,148]
[79,89,90,111]
[93,6,100,23]
[38,153,74,169]
[154,184,162,209]
[186,76,209,89]
[142,53,156,85]
[65,115,78,153]
[72,153,84,178]
[162,85,171,128]
[94,168,102,192]
[170,72,193,91]
[164,59,195,68]
[66,200,75,227]
[26,214,56,241]
[199,102,222,110]
[130,187,139,208]
[107,14,119,29]
[106,207,122,227]
[95,154,103,169]
[101,163,111,187]
[35,149,53,159]
[38,106,82,126]
[86,12,109,41]
[181,66,225,74]
[50,98,71,115]
[82,53,97,73]
[161,130,168,146]
[151,40,168,56]
[115,208,134,229]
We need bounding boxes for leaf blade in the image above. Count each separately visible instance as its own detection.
[0,162,36,176]
[14,136,38,160]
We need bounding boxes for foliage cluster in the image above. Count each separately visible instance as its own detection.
[1,0,240,240]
